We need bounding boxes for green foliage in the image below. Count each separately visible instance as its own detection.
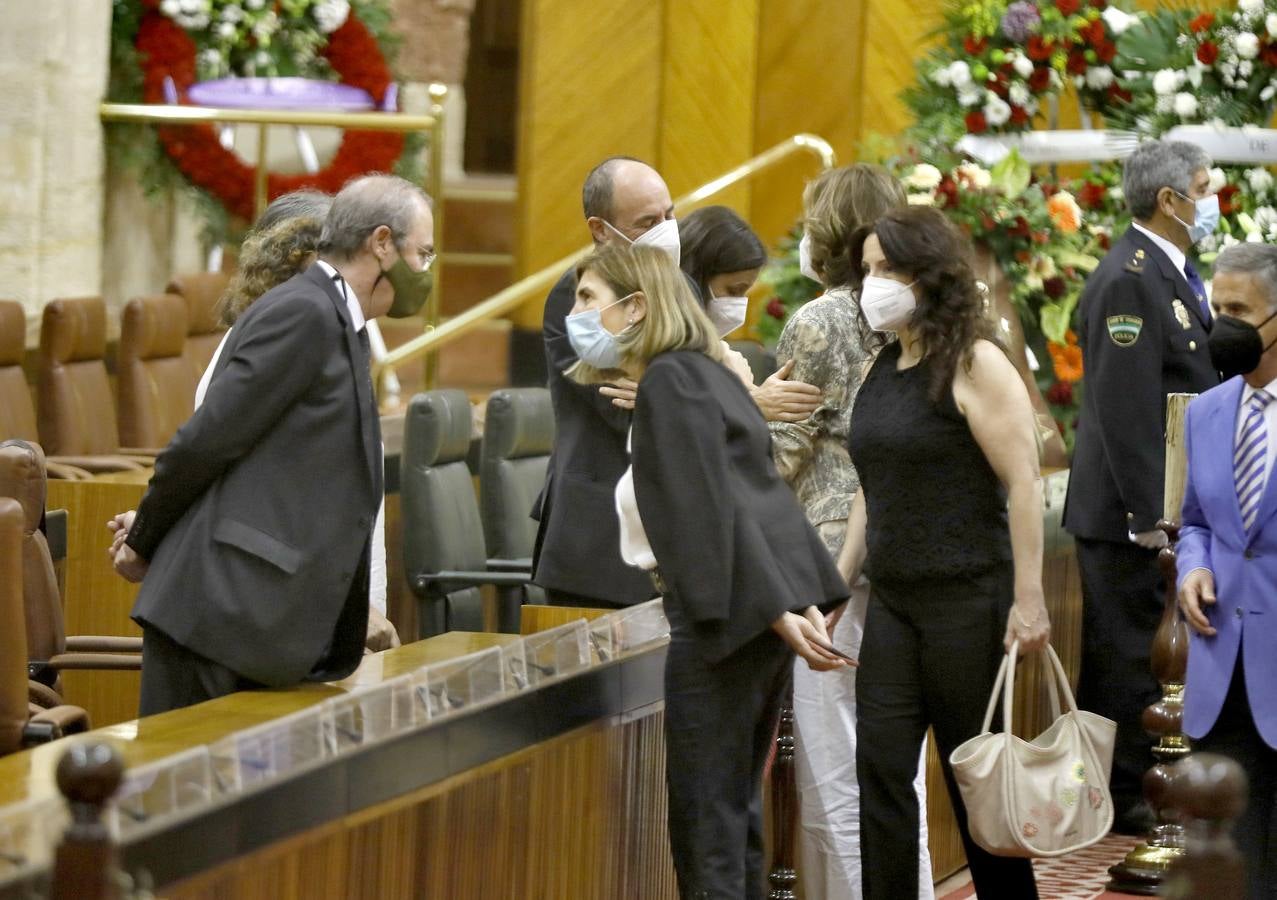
[990,149,1031,199]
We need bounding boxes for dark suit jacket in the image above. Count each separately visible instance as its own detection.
[530,269,653,605]
[126,264,382,686]
[1064,227,1220,543]
[632,350,848,663]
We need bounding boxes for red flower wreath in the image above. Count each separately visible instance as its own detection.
[134,2,404,221]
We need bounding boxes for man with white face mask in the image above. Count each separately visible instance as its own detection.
[1064,139,1221,834]
[531,157,684,608]
[533,160,824,608]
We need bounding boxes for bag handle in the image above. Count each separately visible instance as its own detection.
[983,641,1076,736]
[979,645,1014,734]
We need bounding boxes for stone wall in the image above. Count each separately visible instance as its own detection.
[0,1,112,344]
[1,2,476,346]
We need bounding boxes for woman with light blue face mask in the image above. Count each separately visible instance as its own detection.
[567,243,851,900]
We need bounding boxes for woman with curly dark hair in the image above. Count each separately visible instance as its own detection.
[836,206,1048,899]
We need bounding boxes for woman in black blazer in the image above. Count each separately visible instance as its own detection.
[567,244,850,899]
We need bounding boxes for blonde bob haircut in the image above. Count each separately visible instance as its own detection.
[803,163,905,290]
[568,244,723,385]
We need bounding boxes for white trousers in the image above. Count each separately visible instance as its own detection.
[793,577,935,900]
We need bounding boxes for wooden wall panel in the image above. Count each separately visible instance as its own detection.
[512,0,664,327]
[45,475,147,728]
[166,713,679,900]
[659,0,759,213]
[748,0,869,249]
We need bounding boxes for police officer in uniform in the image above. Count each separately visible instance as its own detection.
[1064,140,1221,832]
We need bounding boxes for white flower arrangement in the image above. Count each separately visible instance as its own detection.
[955,162,992,189]
[158,0,352,79]
[1247,167,1276,194]
[1173,92,1200,118]
[984,95,1012,127]
[1236,32,1261,59]
[1085,66,1115,90]
[904,163,944,191]
[1102,7,1136,35]
[1153,68,1185,96]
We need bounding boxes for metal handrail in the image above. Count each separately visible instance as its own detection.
[376,133,836,377]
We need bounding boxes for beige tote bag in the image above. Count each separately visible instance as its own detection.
[949,642,1116,858]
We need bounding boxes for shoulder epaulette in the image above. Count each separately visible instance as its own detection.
[1123,247,1146,275]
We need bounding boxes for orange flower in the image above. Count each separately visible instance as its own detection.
[1047,191,1082,234]
[1048,339,1084,383]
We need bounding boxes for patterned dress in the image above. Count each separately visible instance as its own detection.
[769,288,868,555]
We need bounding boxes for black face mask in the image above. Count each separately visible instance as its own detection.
[1208,311,1277,378]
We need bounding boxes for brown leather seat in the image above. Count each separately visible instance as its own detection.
[37,296,150,468]
[167,272,230,383]
[0,440,142,700]
[117,293,196,449]
[0,300,37,442]
[0,497,89,756]
[1,301,96,480]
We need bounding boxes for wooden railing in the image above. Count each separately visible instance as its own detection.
[375,133,837,382]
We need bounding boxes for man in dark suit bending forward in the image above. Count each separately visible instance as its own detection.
[113,174,435,715]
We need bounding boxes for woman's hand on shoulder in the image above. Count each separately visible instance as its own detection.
[752,359,822,423]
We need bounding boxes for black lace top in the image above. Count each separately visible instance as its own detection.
[848,341,1012,583]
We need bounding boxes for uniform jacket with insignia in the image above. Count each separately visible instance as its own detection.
[1064,226,1220,543]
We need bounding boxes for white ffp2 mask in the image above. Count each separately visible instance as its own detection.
[859,275,918,332]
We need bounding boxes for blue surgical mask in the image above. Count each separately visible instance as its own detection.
[1172,191,1221,244]
[565,293,635,370]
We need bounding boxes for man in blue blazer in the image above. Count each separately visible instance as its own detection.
[1178,242,1277,898]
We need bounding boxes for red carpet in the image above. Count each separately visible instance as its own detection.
[939,835,1142,899]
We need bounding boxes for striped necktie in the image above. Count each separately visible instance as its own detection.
[1236,389,1274,531]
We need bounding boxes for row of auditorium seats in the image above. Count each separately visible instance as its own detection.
[0,440,150,756]
[402,388,554,638]
[0,273,229,478]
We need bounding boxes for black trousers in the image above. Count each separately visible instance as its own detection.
[1074,537,1164,813]
[664,623,792,900]
[138,624,263,717]
[1195,654,1277,900]
[857,566,1038,900]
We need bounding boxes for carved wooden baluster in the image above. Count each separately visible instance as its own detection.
[1106,521,1193,894]
[1161,753,1248,900]
[50,741,123,900]
[1108,393,1196,895]
[767,685,798,900]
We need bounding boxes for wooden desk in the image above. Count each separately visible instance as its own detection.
[45,470,151,727]
[0,632,676,900]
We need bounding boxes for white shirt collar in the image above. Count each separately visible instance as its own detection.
[1132,222,1187,276]
[1243,376,1277,405]
[315,259,367,332]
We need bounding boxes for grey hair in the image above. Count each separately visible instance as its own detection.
[1214,243,1277,311]
[581,156,645,221]
[318,174,432,261]
[255,189,332,233]
[1122,140,1213,220]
